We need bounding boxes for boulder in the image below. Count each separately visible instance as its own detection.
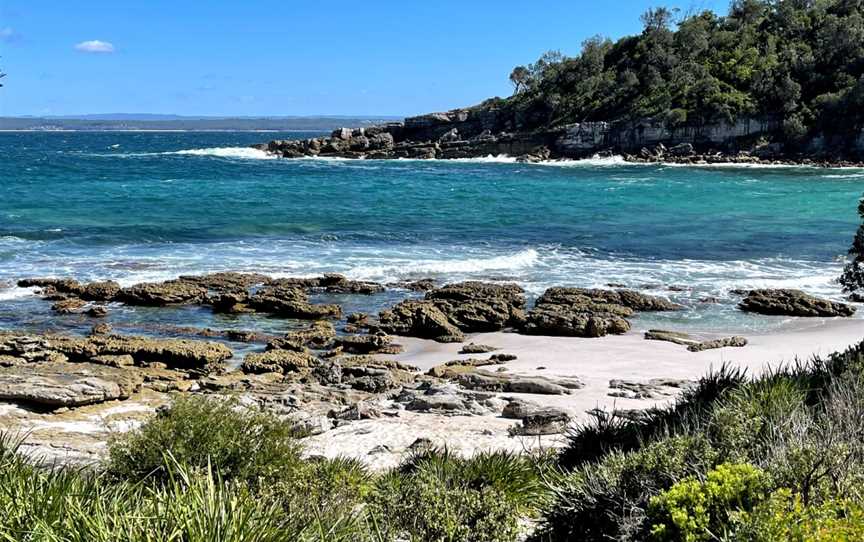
[459,343,497,354]
[608,378,694,399]
[378,300,465,342]
[249,284,342,319]
[334,333,393,354]
[46,334,233,371]
[455,371,576,395]
[645,329,747,352]
[178,272,269,293]
[241,350,319,375]
[52,298,86,314]
[738,289,856,317]
[425,281,526,332]
[687,336,747,352]
[427,357,508,378]
[79,280,121,301]
[523,287,680,337]
[267,321,336,351]
[511,408,571,436]
[119,280,207,306]
[0,361,143,407]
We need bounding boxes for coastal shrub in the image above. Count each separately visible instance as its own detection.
[369,448,546,542]
[536,434,717,541]
[558,365,746,470]
[731,489,864,541]
[106,395,303,485]
[646,463,769,542]
[707,377,807,463]
[762,374,864,504]
[0,435,380,542]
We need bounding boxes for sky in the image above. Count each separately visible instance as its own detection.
[0,0,729,117]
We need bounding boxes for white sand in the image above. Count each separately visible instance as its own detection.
[3,318,861,470]
[304,317,864,469]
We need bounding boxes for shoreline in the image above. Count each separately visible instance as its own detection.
[302,318,864,468]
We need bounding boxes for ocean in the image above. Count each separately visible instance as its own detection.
[2,131,863,339]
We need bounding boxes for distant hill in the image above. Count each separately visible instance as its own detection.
[0,115,403,131]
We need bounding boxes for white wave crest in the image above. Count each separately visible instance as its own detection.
[166,147,276,160]
[346,248,539,282]
[0,286,37,301]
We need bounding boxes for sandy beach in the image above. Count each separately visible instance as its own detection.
[302,317,864,468]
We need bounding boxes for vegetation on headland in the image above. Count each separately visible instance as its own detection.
[841,195,864,294]
[505,0,864,143]
[4,338,864,540]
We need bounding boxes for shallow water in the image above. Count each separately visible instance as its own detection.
[2,131,863,336]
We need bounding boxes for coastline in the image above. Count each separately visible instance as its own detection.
[302,318,864,468]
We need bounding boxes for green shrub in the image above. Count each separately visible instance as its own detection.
[708,377,807,463]
[537,434,718,541]
[370,448,545,542]
[558,365,746,470]
[731,488,864,541]
[106,395,303,485]
[647,463,769,542]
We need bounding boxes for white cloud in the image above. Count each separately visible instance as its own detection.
[0,27,20,43]
[74,40,115,53]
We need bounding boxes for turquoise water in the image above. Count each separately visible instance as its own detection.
[2,131,864,336]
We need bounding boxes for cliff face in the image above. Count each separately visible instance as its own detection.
[256,104,864,163]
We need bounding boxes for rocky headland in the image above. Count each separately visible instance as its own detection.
[253,104,864,167]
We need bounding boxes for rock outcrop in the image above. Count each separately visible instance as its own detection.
[0,362,143,407]
[377,281,525,342]
[0,333,232,372]
[523,288,681,337]
[737,289,856,317]
[644,329,748,352]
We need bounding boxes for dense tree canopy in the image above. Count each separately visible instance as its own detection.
[507,0,864,140]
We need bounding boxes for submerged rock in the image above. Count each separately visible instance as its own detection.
[738,289,856,317]
[249,283,342,319]
[267,321,337,352]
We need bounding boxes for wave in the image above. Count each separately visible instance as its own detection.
[0,286,37,301]
[163,147,276,160]
[346,248,540,282]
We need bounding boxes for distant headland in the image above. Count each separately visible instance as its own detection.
[257,2,864,167]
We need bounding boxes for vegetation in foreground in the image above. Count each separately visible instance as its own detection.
[5,337,864,540]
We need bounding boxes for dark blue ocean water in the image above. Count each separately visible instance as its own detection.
[2,131,864,335]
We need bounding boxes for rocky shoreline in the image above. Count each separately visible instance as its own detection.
[1,270,858,466]
[252,105,864,168]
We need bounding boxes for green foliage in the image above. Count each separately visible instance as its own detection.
[732,488,864,541]
[538,435,718,541]
[840,196,864,292]
[541,341,864,541]
[370,448,546,542]
[504,0,864,144]
[106,395,303,485]
[647,463,769,542]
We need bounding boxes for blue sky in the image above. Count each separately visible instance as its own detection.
[0,0,728,117]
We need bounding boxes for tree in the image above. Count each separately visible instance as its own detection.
[640,7,677,33]
[840,196,864,294]
[509,66,530,94]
